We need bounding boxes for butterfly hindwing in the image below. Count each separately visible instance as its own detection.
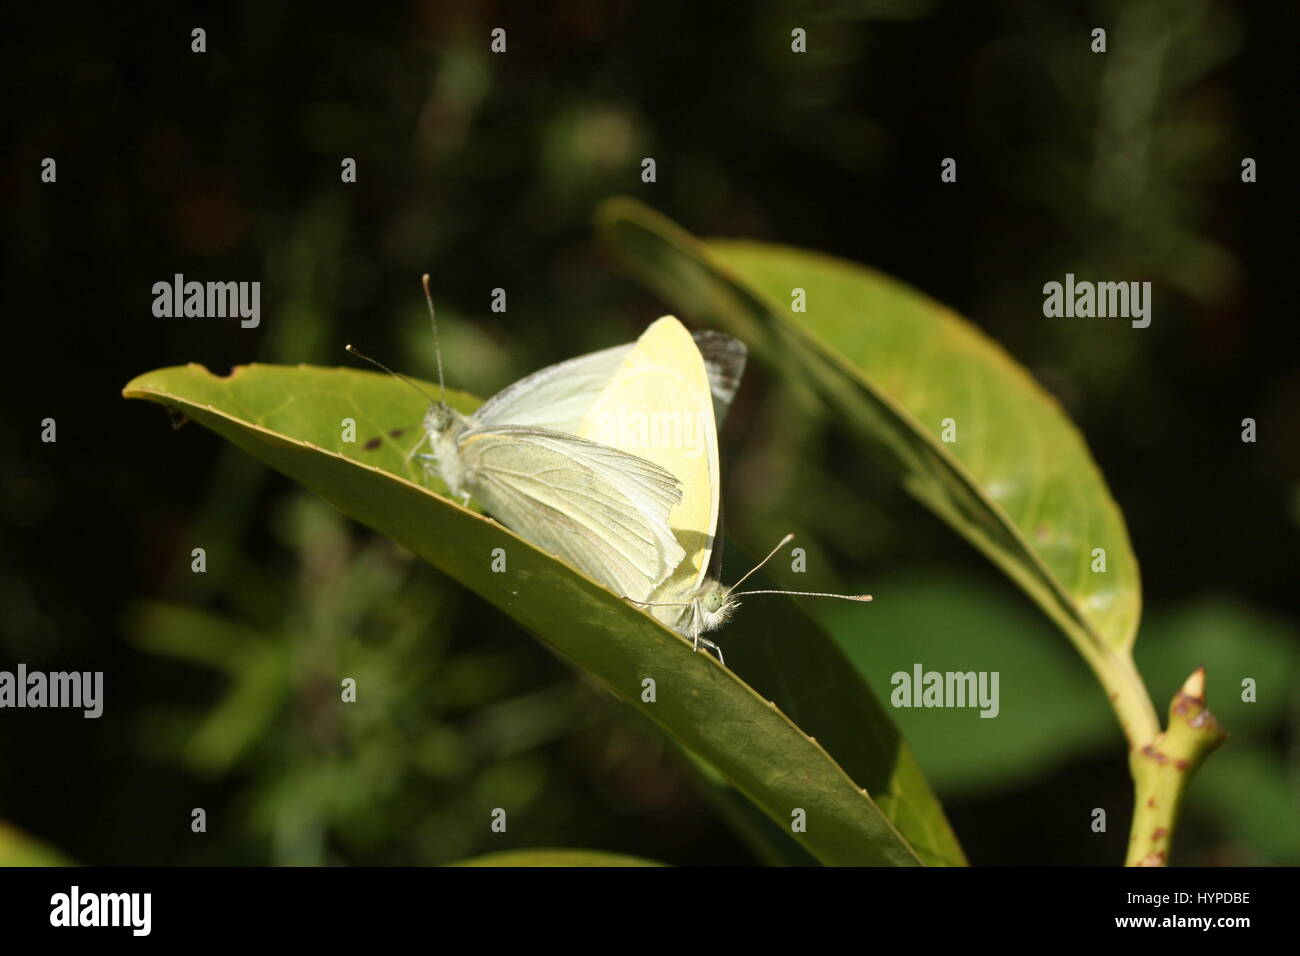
[457,424,686,599]
[692,329,748,428]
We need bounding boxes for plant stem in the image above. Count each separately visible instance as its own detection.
[1096,646,1161,748]
[1123,667,1228,866]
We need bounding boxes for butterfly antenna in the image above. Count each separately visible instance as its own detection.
[728,533,796,591]
[421,273,446,404]
[344,344,438,403]
[733,589,873,602]
[729,533,873,602]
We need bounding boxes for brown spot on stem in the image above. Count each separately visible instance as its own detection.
[1141,744,1169,765]
[1174,759,1189,771]
[1147,797,1156,809]
[1152,828,1167,841]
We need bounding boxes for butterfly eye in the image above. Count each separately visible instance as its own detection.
[425,404,452,432]
[704,589,727,614]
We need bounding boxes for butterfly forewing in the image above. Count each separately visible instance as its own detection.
[473,343,632,431]
[475,325,747,434]
[571,317,725,627]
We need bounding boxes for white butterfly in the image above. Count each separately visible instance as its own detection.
[538,312,869,666]
[348,278,738,603]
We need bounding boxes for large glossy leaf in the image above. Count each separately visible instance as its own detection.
[123,362,962,866]
[598,199,1156,746]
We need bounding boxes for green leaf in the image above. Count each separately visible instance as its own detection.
[447,849,667,867]
[597,198,1156,747]
[820,569,1113,796]
[123,362,961,866]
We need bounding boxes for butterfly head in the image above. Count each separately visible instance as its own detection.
[698,583,739,630]
[423,401,457,438]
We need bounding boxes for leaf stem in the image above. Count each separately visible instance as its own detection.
[1095,646,1161,748]
[1123,667,1228,866]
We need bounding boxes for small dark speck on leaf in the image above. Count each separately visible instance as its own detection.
[364,437,382,450]
[388,428,407,438]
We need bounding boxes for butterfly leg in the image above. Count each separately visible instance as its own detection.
[697,638,725,667]
[404,432,431,467]
[410,452,467,505]
[412,453,443,487]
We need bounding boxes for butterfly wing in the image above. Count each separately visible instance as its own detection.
[692,329,747,428]
[473,343,632,430]
[474,324,747,433]
[457,425,686,600]
[571,317,722,627]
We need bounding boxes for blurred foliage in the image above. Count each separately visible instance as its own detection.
[448,848,666,866]
[1,0,1295,864]
[0,821,73,866]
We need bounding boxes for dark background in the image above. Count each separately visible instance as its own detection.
[1,0,1295,866]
